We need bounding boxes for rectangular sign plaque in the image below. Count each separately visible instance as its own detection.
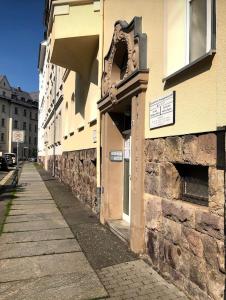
[149,92,175,129]
[109,151,123,162]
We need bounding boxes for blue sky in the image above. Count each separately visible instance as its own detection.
[0,1,44,92]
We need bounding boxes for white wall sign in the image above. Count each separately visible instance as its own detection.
[92,130,97,143]
[12,130,25,143]
[149,92,175,129]
[110,151,123,162]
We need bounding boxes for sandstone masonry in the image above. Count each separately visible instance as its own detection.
[144,133,225,300]
[39,149,98,214]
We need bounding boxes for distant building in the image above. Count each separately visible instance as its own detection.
[0,75,38,159]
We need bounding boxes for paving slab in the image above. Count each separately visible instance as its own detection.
[11,204,57,210]
[0,272,108,300]
[8,208,59,215]
[0,239,81,259]
[5,212,63,223]
[3,219,68,232]
[0,252,103,284]
[15,193,52,196]
[14,197,53,201]
[12,200,55,205]
[15,193,52,197]
[0,228,74,244]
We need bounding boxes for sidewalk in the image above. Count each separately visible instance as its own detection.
[0,163,189,300]
[0,163,107,300]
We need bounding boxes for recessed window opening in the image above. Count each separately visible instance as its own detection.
[111,41,128,83]
[175,163,209,206]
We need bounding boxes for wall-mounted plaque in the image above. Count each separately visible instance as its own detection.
[149,91,175,129]
[92,130,97,143]
[110,151,123,162]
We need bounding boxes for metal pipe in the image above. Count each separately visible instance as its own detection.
[52,65,57,177]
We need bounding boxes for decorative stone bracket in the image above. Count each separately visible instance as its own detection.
[101,17,147,102]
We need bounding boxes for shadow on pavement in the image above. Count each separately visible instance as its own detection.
[37,166,138,270]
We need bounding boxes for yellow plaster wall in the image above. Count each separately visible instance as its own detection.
[62,65,99,152]
[216,0,226,128]
[103,0,226,139]
[53,4,100,39]
[164,0,186,76]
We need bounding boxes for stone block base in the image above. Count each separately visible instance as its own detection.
[144,132,225,300]
[39,149,98,214]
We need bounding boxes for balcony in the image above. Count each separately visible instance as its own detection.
[49,0,100,77]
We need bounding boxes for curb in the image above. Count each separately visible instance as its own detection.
[0,170,16,191]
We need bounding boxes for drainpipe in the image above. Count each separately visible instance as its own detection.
[96,0,104,213]
[224,130,226,300]
[217,128,226,299]
[52,65,57,177]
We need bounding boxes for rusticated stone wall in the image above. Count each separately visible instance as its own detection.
[41,149,98,213]
[38,156,45,168]
[144,133,225,300]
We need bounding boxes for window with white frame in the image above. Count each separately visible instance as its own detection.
[164,0,216,77]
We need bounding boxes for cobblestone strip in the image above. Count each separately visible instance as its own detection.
[97,259,188,300]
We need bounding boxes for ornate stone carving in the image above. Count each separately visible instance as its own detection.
[102,17,147,100]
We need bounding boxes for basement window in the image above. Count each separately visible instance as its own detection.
[175,164,209,206]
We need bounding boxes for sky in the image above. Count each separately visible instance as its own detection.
[0,0,44,92]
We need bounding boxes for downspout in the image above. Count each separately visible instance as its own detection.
[52,65,57,177]
[224,130,226,300]
[217,128,226,299]
[96,0,104,214]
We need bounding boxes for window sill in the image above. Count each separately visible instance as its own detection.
[162,49,216,83]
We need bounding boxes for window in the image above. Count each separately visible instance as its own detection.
[1,133,4,142]
[2,91,6,97]
[23,109,27,117]
[29,123,32,131]
[14,120,18,129]
[23,122,26,130]
[1,119,5,127]
[175,164,208,206]
[30,112,32,119]
[14,107,18,115]
[34,137,37,145]
[2,105,5,113]
[188,0,208,62]
[35,124,37,133]
[164,0,215,76]
[35,113,38,120]
[29,136,31,144]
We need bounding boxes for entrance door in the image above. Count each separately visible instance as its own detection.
[123,133,131,222]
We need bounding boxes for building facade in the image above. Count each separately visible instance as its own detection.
[0,75,38,159]
[38,1,225,299]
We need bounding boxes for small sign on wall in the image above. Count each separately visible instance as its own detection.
[92,130,97,143]
[149,91,175,129]
[109,151,123,162]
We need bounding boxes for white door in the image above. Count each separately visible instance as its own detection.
[123,134,131,223]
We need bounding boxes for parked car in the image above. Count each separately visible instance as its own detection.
[4,153,16,166]
[0,156,8,171]
[29,157,37,162]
